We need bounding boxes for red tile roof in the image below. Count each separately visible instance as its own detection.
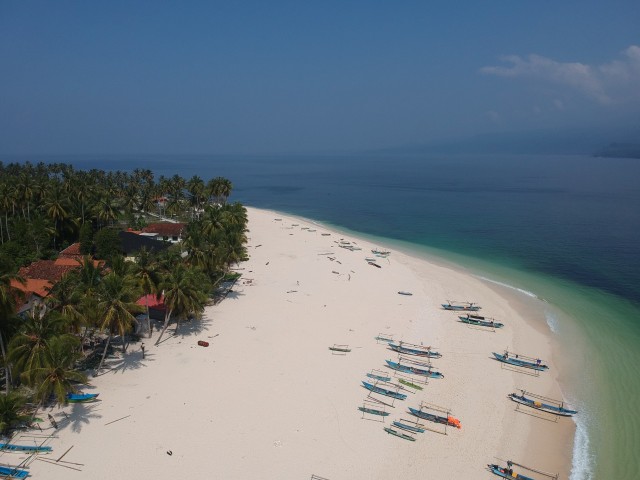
[18,260,77,283]
[11,278,52,298]
[136,294,166,310]
[59,243,82,258]
[142,223,185,237]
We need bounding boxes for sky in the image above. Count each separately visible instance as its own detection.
[1,1,639,154]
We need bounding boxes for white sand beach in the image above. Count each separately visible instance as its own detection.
[21,206,574,479]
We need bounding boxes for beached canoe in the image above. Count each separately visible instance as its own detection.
[442,301,481,311]
[459,314,504,328]
[388,343,442,358]
[361,381,407,400]
[66,392,99,403]
[397,291,413,296]
[408,407,461,428]
[366,373,392,382]
[0,465,29,479]
[392,421,425,433]
[508,393,577,416]
[329,346,351,353]
[488,464,535,479]
[0,442,52,453]
[383,427,415,441]
[385,360,444,379]
[492,352,548,371]
[358,407,390,417]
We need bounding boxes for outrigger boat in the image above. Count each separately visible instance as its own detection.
[493,352,549,371]
[372,248,390,257]
[488,463,535,480]
[408,407,461,428]
[459,314,504,328]
[0,465,29,479]
[383,427,415,441]
[442,301,481,311]
[509,391,577,417]
[388,342,442,358]
[0,442,52,453]
[362,381,407,400]
[329,345,351,353]
[385,360,444,379]
[66,392,99,403]
[398,378,423,390]
[366,373,391,382]
[392,420,425,433]
[358,406,390,417]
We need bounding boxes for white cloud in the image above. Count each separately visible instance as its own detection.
[480,45,640,105]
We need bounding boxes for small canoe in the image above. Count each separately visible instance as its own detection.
[397,291,413,296]
[362,381,407,400]
[368,262,382,268]
[383,427,415,441]
[385,360,444,379]
[493,352,548,371]
[358,407,390,417]
[508,393,577,416]
[66,393,99,403]
[329,346,351,353]
[392,421,425,433]
[459,314,503,328]
[398,378,423,390]
[488,464,535,480]
[366,373,392,382]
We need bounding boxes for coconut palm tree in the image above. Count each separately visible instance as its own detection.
[128,248,161,338]
[0,390,30,434]
[43,184,70,249]
[95,273,142,372]
[33,335,87,406]
[155,264,209,345]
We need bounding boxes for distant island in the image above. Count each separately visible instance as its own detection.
[594,143,640,159]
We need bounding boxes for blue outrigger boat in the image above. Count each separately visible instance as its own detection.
[493,352,548,371]
[383,427,415,441]
[0,442,52,453]
[358,406,390,417]
[392,421,425,433]
[488,463,535,479]
[385,360,444,379]
[388,343,441,358]
[366,373,391,382]
[459,314,504,328]
[442,301,481,311]
[408,407,461,428]
[0,465,29,479]
[362,381,407,400]
[66,392,99,403]
[509,392,577,417]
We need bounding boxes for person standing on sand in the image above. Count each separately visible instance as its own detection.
[141,343,146,359]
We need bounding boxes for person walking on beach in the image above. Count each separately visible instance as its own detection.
[141,343,146,359]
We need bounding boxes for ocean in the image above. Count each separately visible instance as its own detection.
[10,152,640,479]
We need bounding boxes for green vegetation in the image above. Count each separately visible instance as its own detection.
[0,161,248,433]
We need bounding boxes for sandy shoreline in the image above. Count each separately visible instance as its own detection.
[21,206,574,479]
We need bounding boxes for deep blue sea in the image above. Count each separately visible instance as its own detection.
[8,153,640,479]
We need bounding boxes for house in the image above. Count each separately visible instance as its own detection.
[136,294,167,321]
[141,222,186,243]
[118,231,170,261]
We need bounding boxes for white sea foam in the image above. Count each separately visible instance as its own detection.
[544,310,560,334]
[570,408,594,480]
[475,275,540,300]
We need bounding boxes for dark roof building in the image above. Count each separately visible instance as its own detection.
[118,231,171,256]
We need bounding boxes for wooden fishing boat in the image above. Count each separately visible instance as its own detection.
[509,392,577,416]
[397,291,413,296]
[0,442,52,453]
[358,406,390,417]
[385,360,444,379]
[388,343,441,358]
[329,345,351,353]
[492,352,548,371]
[366,373,391,382]
[441,301,481,311]
[371,249,390,256]
[66,392,99,403]
[368,261,382,268]
[383,427,415,441]
[398,378,423,390]
[488,464,535,479]
[0,465,29,479]
[459,314,504,328]
[361,381,407,400]
[392,421,425,433]
[408,407,461,428]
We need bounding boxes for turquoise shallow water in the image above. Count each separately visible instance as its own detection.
[6,152,640,479]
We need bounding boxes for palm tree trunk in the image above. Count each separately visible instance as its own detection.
[96,333,113,373]
[0,330,10,394]
[4,213,10,241]
[155,308,173,346]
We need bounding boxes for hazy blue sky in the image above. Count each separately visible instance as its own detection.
[1,1,639,154]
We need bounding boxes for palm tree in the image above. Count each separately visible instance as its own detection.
[43,184,70,249]
[0,390,30,434]
[0,271,24,392]
[93,195,118,227]
[95,273,142,372]
[129,248,162,338]
[33,336,87,406]
[155,264,209,345]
